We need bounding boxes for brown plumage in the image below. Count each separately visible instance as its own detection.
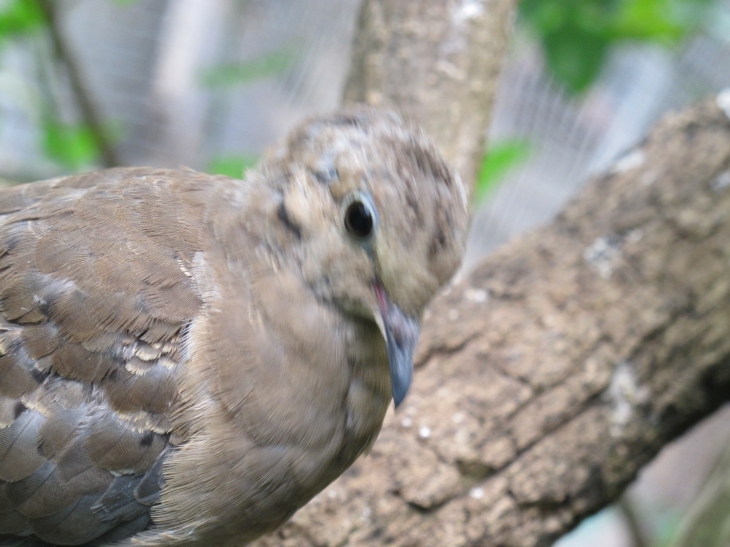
[0,108,467,546]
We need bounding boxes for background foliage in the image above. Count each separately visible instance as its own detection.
[475,0,715,202]
[0,0,717,188]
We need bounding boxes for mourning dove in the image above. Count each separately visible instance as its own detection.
[0,108,468,546]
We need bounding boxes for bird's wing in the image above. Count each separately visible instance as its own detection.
[0,168,206,545]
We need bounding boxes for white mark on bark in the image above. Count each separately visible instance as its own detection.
[611,149,646,174]
[469,487,485,499]
[436,59,467,81]
[717,88,730,120]
[419,425,432,439]
[626,229,644,244]
[641,171,657,186]
[712,171,730,192]
[465,288,489,304]
[583,237,622,280]
[606,361,650,437]
[443,0,485,57]
[453,0,485,24]
[401,417,413,428]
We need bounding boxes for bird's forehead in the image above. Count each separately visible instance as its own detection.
[326,150,369,199]
[283,115,457,232]
[320,139,410,205]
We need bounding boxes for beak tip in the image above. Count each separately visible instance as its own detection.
[387,324,417,408]
[391,379,410,408]
[374,283,419,410]
[388,339,414,408]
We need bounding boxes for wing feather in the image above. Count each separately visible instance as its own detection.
[0,168,208,544]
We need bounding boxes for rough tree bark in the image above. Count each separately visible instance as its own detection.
[342,0,517,188]
[251,97,730,547]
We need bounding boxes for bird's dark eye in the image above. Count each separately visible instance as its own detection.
[344,200,374,239]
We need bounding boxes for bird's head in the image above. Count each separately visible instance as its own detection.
[261,108,468,406]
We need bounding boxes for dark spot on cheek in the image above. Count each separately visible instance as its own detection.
[409,142,454,187]
[277,201,302,240]
[428,227,447,259]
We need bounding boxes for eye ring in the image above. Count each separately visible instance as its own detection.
[342,193,377,242]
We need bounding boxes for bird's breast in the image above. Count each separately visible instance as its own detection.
[151,252,391,545]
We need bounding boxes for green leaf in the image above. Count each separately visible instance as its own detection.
[42,120,100,171]
[543,27,609,93]
[207,155,258,178]
[520,0,618,92]
[199,48,297,88]
[520,0,714,93]
[520,0,619,37]
[613,0,684,41]
[0,0,44,43]
[474,140,531,204]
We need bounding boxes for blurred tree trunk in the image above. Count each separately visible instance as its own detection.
[251,1,730,546]
[342,0,517,190]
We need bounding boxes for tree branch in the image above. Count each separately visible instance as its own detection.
[618,496,649,547]
[36,0,121,167]
[342,0,517,189]
[251,97,730,547]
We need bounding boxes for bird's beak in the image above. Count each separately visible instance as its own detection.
[373,283,420,407]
